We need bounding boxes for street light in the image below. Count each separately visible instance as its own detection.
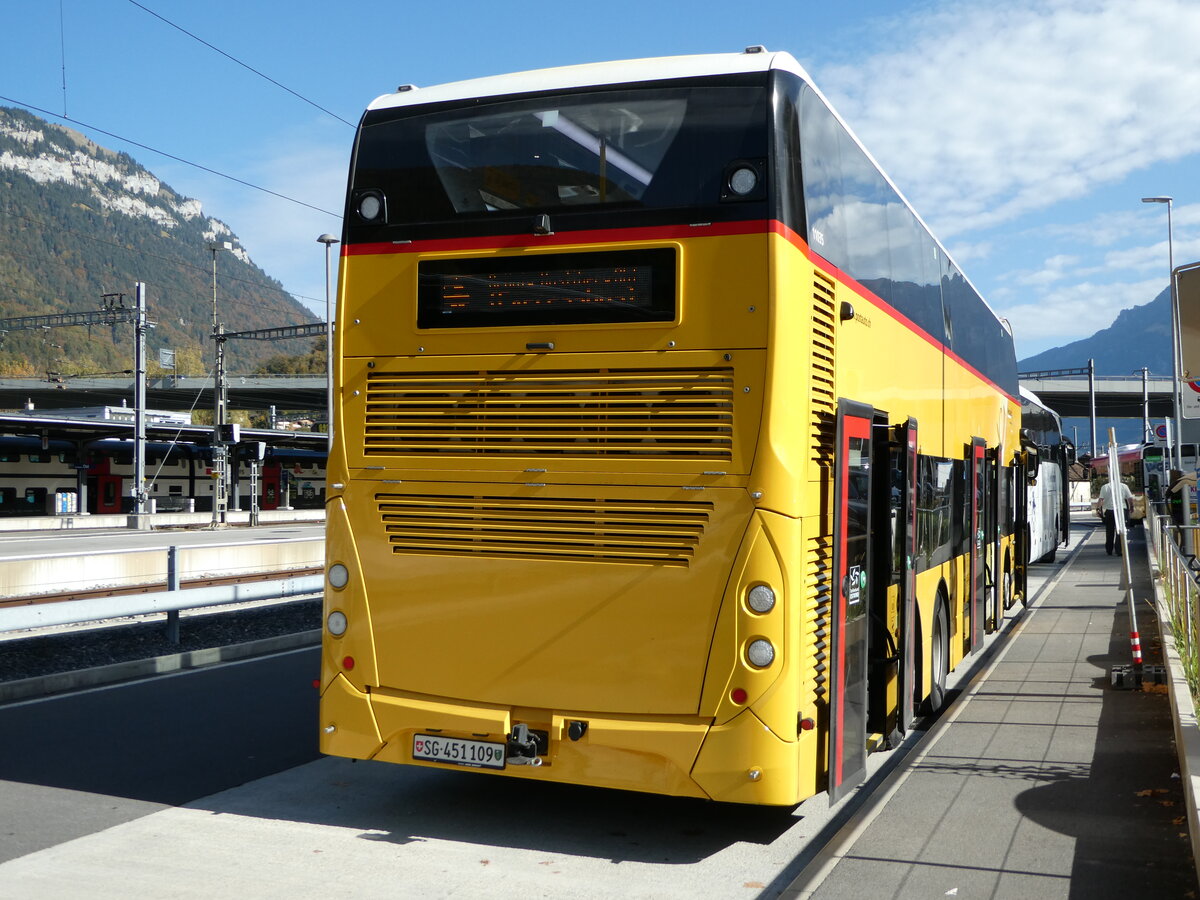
[317,234,339,453]
[1142,196,1189,543]
[208,240,232,525]
[1135,367,1150,443]
[1142,197,1178,463]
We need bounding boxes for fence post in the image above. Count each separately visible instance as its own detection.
[165,546,180,644]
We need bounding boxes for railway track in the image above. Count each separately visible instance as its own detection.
[0,566,323,610]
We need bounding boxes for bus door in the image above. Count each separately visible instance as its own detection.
[1013,446,1031,608]
[898,418,918,732]
[1058,441,1073,545]
[829,399,873,804]
[967,439,986,652]
[985,447,1001,633]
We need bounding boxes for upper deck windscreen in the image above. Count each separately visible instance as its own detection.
[1020,398,1062,448]
[348,78,768,238]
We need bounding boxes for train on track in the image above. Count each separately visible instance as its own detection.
[0,433,326,516]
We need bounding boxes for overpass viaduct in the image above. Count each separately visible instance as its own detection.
[0,370,1177,422]
[0,375,327,414]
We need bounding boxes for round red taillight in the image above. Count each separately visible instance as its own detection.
[343,656,356,670]
[731,688,748,704]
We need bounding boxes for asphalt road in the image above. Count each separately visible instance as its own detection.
[0,533,1083,896]
[0,645,320,863]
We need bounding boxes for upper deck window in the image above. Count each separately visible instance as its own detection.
[350,79,768,236]
[426,98,687,212]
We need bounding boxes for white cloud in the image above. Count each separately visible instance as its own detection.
[944,239,993,264]
[999,275,1164,349]
[822,0,1200,239]
[1012,253,1081,287]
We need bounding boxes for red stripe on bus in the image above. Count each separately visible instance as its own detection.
[341,220,772,256]
[341,218,1018,406]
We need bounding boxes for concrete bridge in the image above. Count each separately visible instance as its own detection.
[0,370,1179,422]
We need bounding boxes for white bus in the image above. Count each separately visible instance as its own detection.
[1020,387,1070,563]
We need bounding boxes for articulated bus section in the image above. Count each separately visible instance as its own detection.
[320,226,1018,805]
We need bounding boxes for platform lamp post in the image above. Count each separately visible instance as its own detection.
[1142,196,1189,544]
[317,234,339,453]
[1138,367,1150,443]
[209,240,233,525]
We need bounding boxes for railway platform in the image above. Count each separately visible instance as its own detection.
[0,507,324,532]
[786,524,1199,898]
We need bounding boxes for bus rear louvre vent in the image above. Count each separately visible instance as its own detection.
[362,368,734,460]
[374,493,712,566]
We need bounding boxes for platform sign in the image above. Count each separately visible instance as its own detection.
[1184,380,1200,419]
[1178,262,1200,383]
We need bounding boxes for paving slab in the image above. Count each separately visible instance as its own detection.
[789,525,1198,899]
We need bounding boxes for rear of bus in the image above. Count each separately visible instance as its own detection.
[319,50,842,805]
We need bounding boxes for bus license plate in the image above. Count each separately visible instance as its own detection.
[412,734,506,770]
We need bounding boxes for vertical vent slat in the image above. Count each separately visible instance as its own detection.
[807,273,837,701]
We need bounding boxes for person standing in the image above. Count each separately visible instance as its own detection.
[1098,477,1134,556]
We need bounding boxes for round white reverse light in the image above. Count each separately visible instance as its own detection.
[358,193,382,221]
[328,564,349,589]
[747,584,776,614]
[327,611,348,637]
[747,639,775,668]
[728,166,758,196]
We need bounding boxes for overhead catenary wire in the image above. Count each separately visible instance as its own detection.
[0,95,342,220]
[58,0,68,117]
[125,0,356,129]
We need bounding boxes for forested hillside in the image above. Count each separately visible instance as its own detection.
[0,106,319,381]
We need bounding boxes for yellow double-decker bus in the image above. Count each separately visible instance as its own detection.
[319,47,1024,806]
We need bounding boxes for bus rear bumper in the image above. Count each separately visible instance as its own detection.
[320,680,811,805]
[692,708,807,805]
[321,679,717,800]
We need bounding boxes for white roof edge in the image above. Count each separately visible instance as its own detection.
[367,49,811,111]
[361,50,1007,333]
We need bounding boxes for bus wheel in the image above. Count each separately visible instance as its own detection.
[1002,561,1014,610]
[1046,519,1058,563]
[921,599,950,716]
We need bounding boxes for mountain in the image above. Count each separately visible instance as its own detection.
[1018,287,1172,376]
[1017,288,1176,451]
[0,106,318,381]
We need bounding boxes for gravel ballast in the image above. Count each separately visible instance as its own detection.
[0,599,321,684]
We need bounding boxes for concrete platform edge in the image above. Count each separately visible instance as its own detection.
[1145,534,1200,886]
[0,629,320,705]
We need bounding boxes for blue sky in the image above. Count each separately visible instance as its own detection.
[3,0,1199,363]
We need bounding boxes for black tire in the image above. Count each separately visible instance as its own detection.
[1002,562,1014,610]
[921,600,949,715]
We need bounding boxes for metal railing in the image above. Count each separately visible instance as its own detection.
[1148,502,1200,699]
[0,570,322,636]
[0,541,322,643]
